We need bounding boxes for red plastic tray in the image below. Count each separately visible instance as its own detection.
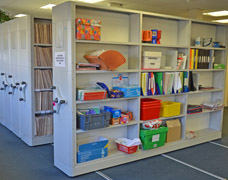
[141,105,161,120]
[116,143,138,154]
[83,92,107,101]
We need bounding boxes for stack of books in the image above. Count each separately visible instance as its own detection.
[34,23,52,44]
[76,63,100,71]
[34,70,52,89]
[34,47,52,66]
[35,115,53,136]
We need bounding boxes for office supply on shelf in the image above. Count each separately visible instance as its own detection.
[187,105,203,114]
[141,72,185,96]
[34,47,52,66]
[84,50,126,71]
[177,53,187,70]
[195,36,201,47]
[142,30,152,42]
[77,137,108,163]
[34,70,53,89]
[214,64,225,69]
[183,71,189,92]
[202,100,223,111]
[35,92,53,111]
[35,115,53,136]
[142,51,162,70]
[76,18,101,41]
[76,63,100,71]
[116,138,140,154]
[194,49,198,69]
[34,23,52,44]
[202,38,212,47]
[76,87,107,101]
[188,71,196,91]
[155,72,163,95]
[190,49,195,69]
[199,85,214,90]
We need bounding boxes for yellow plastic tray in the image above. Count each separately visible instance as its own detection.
[160,101,181,117]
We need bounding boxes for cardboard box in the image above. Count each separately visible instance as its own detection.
[120,114,129,124]
[77,136,108,163]
[76,18,101,41]
[104,106,121,118]
[142,51,162,69]
[111,117,120,125]
[122,111,133,120]
[166,119,181,143]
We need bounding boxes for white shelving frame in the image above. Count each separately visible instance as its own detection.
[52,2,227,176]
[0,15,53,146]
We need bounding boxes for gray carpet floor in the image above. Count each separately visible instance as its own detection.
[0,107,228,180]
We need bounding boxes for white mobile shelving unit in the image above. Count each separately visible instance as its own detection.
[52,2,227,176]
[0,15,53,146]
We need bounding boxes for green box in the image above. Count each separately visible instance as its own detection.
[214,64,225,69]
[140,126,168,150]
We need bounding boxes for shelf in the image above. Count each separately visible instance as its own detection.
[76,97,139,104]
[141,93,187,98]
[75,40,140,46]
[141,69,188,72]
[76,69,139,74]
[141,43,189,49]
[188,128,220,138]
[188,89,223,94]
[34,66,52,70]
[34,43,52,47]
[189,69,225,72]
[187,109,222,116]
[190,46,226,51]
[76,120,138,134]
[140,114,186,123]
[34,88,53,92]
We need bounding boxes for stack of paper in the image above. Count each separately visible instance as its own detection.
[35,115,53,136]
[34,23,52,44]
[34,70,53,89]
[34,47,52,66]
[35,92,53,111]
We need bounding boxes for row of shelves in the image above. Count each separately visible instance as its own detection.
[73,5,227,48]
[76,89,223,104]
[76,109,222,134]
[52,2,227,176]
[75,39,227,51]
[75,69,225,74]
[75,127,220,168]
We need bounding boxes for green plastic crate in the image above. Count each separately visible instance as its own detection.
[140,126,168,150]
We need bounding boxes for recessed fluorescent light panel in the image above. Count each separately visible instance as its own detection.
[40,4,56,9]
[15,14,27,17]
[212,19,228,23]
[78,0,104,3]
[203,10,228,17]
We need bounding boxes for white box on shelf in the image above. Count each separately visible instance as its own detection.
[142,51,162,70]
